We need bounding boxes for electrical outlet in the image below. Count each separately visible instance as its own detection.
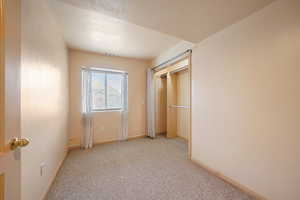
[40,163,46,176]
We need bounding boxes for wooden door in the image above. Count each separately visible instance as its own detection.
[0,0,23,200]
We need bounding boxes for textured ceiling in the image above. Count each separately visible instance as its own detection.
[50,0,182,59]
[56,0,275,43]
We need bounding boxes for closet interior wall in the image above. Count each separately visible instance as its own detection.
[176,69,190,140]
[155,76,167,135]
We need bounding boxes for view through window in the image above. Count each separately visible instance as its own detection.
[82,68,127,112]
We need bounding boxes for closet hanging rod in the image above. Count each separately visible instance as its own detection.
[152,49,192,72]
[169,105,190,109]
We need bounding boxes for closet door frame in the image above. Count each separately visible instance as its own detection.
[153,55,192,159]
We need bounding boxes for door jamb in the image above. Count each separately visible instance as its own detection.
[0,0,5,154]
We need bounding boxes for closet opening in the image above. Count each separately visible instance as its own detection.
[153,55,191,158]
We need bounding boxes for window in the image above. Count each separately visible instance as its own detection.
[82,68,128,112]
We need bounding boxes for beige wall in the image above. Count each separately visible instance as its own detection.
[68,49,149,145]
[21,0,69,200]
[191,0,300,199]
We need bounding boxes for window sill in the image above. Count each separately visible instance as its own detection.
[91,109,123,113]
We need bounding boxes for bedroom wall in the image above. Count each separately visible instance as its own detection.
[68,49,150,147]
[21,0,69,200]
[191,0,300,199]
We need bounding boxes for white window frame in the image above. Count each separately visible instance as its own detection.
[81,67,128,113]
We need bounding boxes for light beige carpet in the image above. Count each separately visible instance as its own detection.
[46,136,254,200]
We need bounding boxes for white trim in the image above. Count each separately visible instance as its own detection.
[82,66,128,74]
[92,108,122,112]
[146,69,156,138]
[104,72,108,108]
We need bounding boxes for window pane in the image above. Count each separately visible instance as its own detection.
[107,73,123,109]
[91,72,105,110]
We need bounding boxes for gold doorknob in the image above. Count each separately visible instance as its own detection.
[10,138,30,150]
